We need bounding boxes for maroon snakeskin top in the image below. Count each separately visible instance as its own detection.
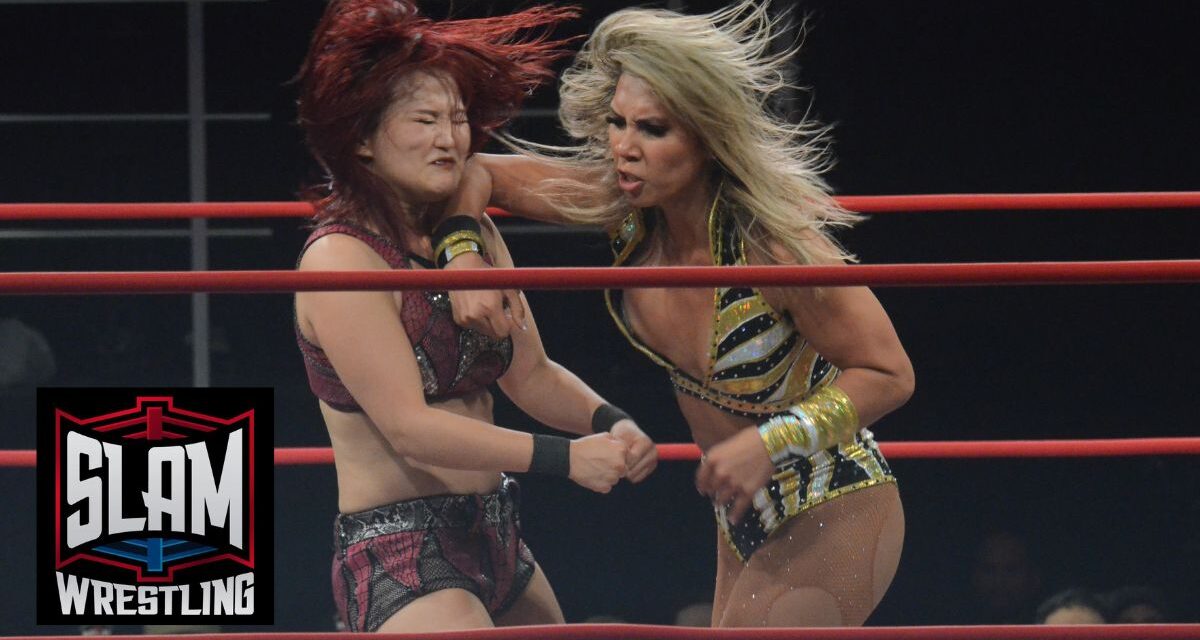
[296,223,513,412]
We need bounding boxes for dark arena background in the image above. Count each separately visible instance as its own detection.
[1,0,1197,634]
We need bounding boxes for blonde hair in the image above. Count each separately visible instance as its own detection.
[528,0,860,265]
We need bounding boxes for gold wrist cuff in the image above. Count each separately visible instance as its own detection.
[438,240,483,268]
[433,230,486,262]
[757,385,859,463]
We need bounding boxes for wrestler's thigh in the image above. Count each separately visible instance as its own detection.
[712,529,746,625]
[494,563,565,626]
[871,485,905,606]
[377,588,493,632]
[746,483,902,582]
[720,483,903,627]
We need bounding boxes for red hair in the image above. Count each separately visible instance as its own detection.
[295,0,578,241]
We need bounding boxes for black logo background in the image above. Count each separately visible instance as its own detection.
[37,388,274,625]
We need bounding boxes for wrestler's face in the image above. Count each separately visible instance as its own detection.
[358,71,470,205]
[607,74,711,211]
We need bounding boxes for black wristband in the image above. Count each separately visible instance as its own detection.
[529,434,571,477]
[591,403,632,433]
[431,215,482,250]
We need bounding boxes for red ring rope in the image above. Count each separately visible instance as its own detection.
[4,623,1200,639]
[835,192,1200,212]
[0,201,314,221]
[4,193,1196,638]
[2,437,1198,468]
[1,260,1199,295]
[283,437,1200,464]
[0,192,1198,220]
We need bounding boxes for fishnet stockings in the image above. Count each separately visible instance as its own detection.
[713,483,904,627]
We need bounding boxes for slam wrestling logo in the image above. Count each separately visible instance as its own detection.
[37,389,273,625]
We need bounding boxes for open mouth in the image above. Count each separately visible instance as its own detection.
[617,171,644,193]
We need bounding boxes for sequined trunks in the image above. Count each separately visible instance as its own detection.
[716,429,896,562]
[332,476,535,631]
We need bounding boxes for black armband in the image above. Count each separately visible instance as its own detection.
[431,215,487,268]
[529,434,571,477]
[591,403,632,433]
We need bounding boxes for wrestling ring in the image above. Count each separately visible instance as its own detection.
[2,191,1199,639]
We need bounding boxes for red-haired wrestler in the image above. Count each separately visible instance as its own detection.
[293,1,658,632]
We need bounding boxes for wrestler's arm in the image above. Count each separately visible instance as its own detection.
[776,291,914,427]
[447,152,604,224]
[697,240,914,521]
[763,236,915,428]
[296,234,627,491]
[436,153,603,339]
[484,217,658,482]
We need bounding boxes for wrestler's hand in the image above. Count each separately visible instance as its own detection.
[442,158,527,339]
[695,426,774,525]
[568,433,628,494]
[610,419,658,483]
[444,251,527,339]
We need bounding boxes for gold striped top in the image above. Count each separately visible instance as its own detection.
[605,203,837,417]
